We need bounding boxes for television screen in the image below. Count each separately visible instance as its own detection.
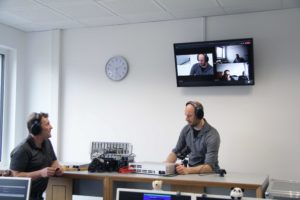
[0,177,31,200]
[173,38,254,87]
[117,188,193,200]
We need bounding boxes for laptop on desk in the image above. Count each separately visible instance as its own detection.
[0,177,31,200]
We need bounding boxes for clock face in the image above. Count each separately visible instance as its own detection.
[105,56,129,81]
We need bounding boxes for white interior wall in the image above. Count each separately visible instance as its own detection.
[25,32,52,113]
[0,24,26,167]
[206,8,300,179]
[58,8,300,180]
[0,26,60,166]
[1,8,299,180]
[24,30,61,151]
[59,18,205,166]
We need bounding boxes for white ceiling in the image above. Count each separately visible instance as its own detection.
[0,0,300,32]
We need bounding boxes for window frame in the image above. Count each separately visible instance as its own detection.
[0,53,4,161]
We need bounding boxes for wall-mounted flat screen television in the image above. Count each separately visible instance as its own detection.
[174,38,254,87]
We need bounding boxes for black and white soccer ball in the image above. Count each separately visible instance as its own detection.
[230,187,244,200]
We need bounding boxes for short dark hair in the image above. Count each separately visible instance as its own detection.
[224,70,230,74]
[27,112,48,134]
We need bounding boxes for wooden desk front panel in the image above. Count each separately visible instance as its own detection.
[46,172,269,200]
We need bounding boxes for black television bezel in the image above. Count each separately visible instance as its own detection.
[173,38,254,87]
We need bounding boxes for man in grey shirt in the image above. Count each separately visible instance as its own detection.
[190,54,214,75]
[10,112,64,200]
[166,101,220,174]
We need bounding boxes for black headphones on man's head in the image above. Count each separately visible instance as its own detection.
[186,101,204,119]
[30,113,42,135]
[197,54,209,62]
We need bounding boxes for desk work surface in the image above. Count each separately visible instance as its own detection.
[63,171,268,186]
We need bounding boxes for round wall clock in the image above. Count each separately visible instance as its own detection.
[105,56,129,81]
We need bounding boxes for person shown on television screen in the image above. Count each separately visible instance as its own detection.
[221,69,234,81]
[10,112,64,200]
[165,101,220,175]
[238,71,248,81]
[190,54,213,75]
[233,54,245,63]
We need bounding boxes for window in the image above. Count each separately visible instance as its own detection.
[0,53,4,161]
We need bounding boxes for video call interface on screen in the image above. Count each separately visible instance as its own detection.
[174,38,254,86]
[118,190,192,200]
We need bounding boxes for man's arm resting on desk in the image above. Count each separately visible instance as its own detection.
[11,167,57,180]
[166,152,213,175]
[51,160,64,176]
[166,152,177,163]
[176,164,213,175]
[11,160,64,179]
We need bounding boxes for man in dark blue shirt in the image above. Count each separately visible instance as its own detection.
[190,54,213,75]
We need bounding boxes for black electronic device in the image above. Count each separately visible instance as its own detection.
[88,142,135,173]
[176,146,191,160]
[216,168,227,177]
[0,177,31,200]
[176,146,191,167]
[174,38,254,87]
[88,157,118,172]
[88,156,133,172]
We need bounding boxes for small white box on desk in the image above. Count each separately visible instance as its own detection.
[129,161,176,175]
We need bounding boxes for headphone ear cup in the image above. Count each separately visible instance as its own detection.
[205,54,209,62]
[195,107,204,119]
[31,120,41,135]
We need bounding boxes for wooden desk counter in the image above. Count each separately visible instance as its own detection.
[46,171,269,200]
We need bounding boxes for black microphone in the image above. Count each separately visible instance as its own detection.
[216,168,227,177]
[176,146,191,160]
[176,146,191,167]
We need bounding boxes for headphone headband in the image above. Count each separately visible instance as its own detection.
[197,54,209,62]
[186,101,204,119]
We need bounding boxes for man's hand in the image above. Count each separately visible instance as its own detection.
[40,167,56,177]
[176,164,189,175]
[54,167,64,176]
